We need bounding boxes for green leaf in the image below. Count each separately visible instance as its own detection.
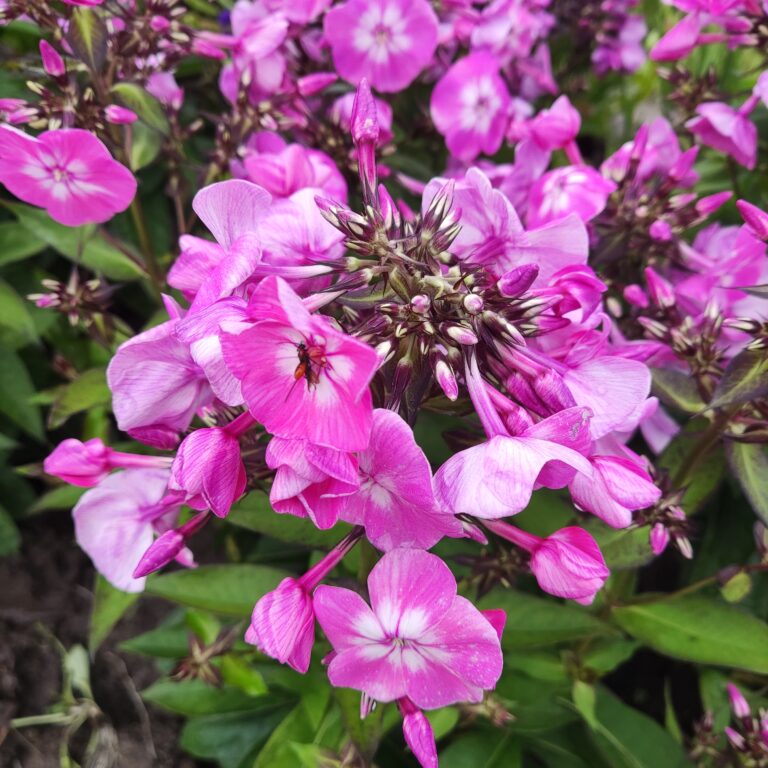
[726,442,768,525]
[710,348,768,409]
[228,492,351,549]
[658,425,725,514]
[128,121,163,170]
[574,685,689,768]
[111,83,170,134]
[180,701,293,768]
[6,203,145,281]
[120,622,191,659]
[651,368,705,414]
[612,594,768,674]
[142,679,268,717]
[0,344,44,440]
[441,730,520,768]
[586,523,653,570]
[0,221,46,267]
[66,7,108,72]
[89,575,139,652]
[220,654,267,696]
[495,672,578,734]
[28,484,85,514]
[582,639,640,675]
[0,503,21,557]
[0,279,36,346]
[48,367,110,430]
[478,589,614,649]
[146,564,289,617]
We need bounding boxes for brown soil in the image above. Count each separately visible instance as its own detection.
[0,511,209,768]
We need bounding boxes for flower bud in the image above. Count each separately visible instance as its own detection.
[105,105,138,124]
[246,577,315,673]
[44,438,111,487]
[650,522,670,555]
[623,284,649,308]
[737,200,768,241]
[649,220,672,242]
[497,264,539,298]
[463,293,484,314]
[39,40,65,78]
[442,323,478,345]
[399,699,438,768]
[297,72,337,96]
[433,358,458,401]
[644,267,676,309]
[411,294,430,313]
[133,529,185,578]
[727,684,751,719]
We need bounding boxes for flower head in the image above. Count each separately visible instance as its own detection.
[0,126,136,226]
[431,53,511,162]
[221,276,379,451]
[324,0,439,92]
[314,549,504,708]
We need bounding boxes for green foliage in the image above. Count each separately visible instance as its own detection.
[89,574,139,652]
[146,564,289,617]
[612,594,768,674]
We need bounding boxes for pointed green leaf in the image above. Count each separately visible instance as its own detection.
[146,564,289,617]
[48,367,110,429]
[0,221,46,267]
[0,278,37,347]
[6,203,145,281]
[726,441,768,524]
[66,8,108,72]
[89,574,139,652]
[0,344,44,440]
[613,594,768,673]
[651,367,705,414]
[710,348,768,408]
[111,83,170,134]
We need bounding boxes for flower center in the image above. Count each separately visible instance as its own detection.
[373,23,391,46]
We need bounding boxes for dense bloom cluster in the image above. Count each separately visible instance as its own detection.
[3,0,767,765]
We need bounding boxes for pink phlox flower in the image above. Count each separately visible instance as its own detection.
[241,131,348,201]
[399,698,438,768]
[73,469,186,592]
[259,188,346,294]
[169,425,248,518]
[435,357,594,519]
[246,528,363,672]
[431,52,511,162]
[167,180,271,309]
[266,437,360,529]
[470,0,554,67]
[0,126,136,226]
[686,101,758,169]
[221,276,379,451]
[570,451,661,528]
[526,95,581,152]
[528,526,610,604]
[561,355,652,439]
[174,297,252,407]
[324,0,439,92]
[527,165,617,227]
[108,305,214,449]
[602,117,695,185]
[146,72,184,110]
[340,409,462,551]
[313,549,504,708]
[246,576,316,673]
[423,168,588,284]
